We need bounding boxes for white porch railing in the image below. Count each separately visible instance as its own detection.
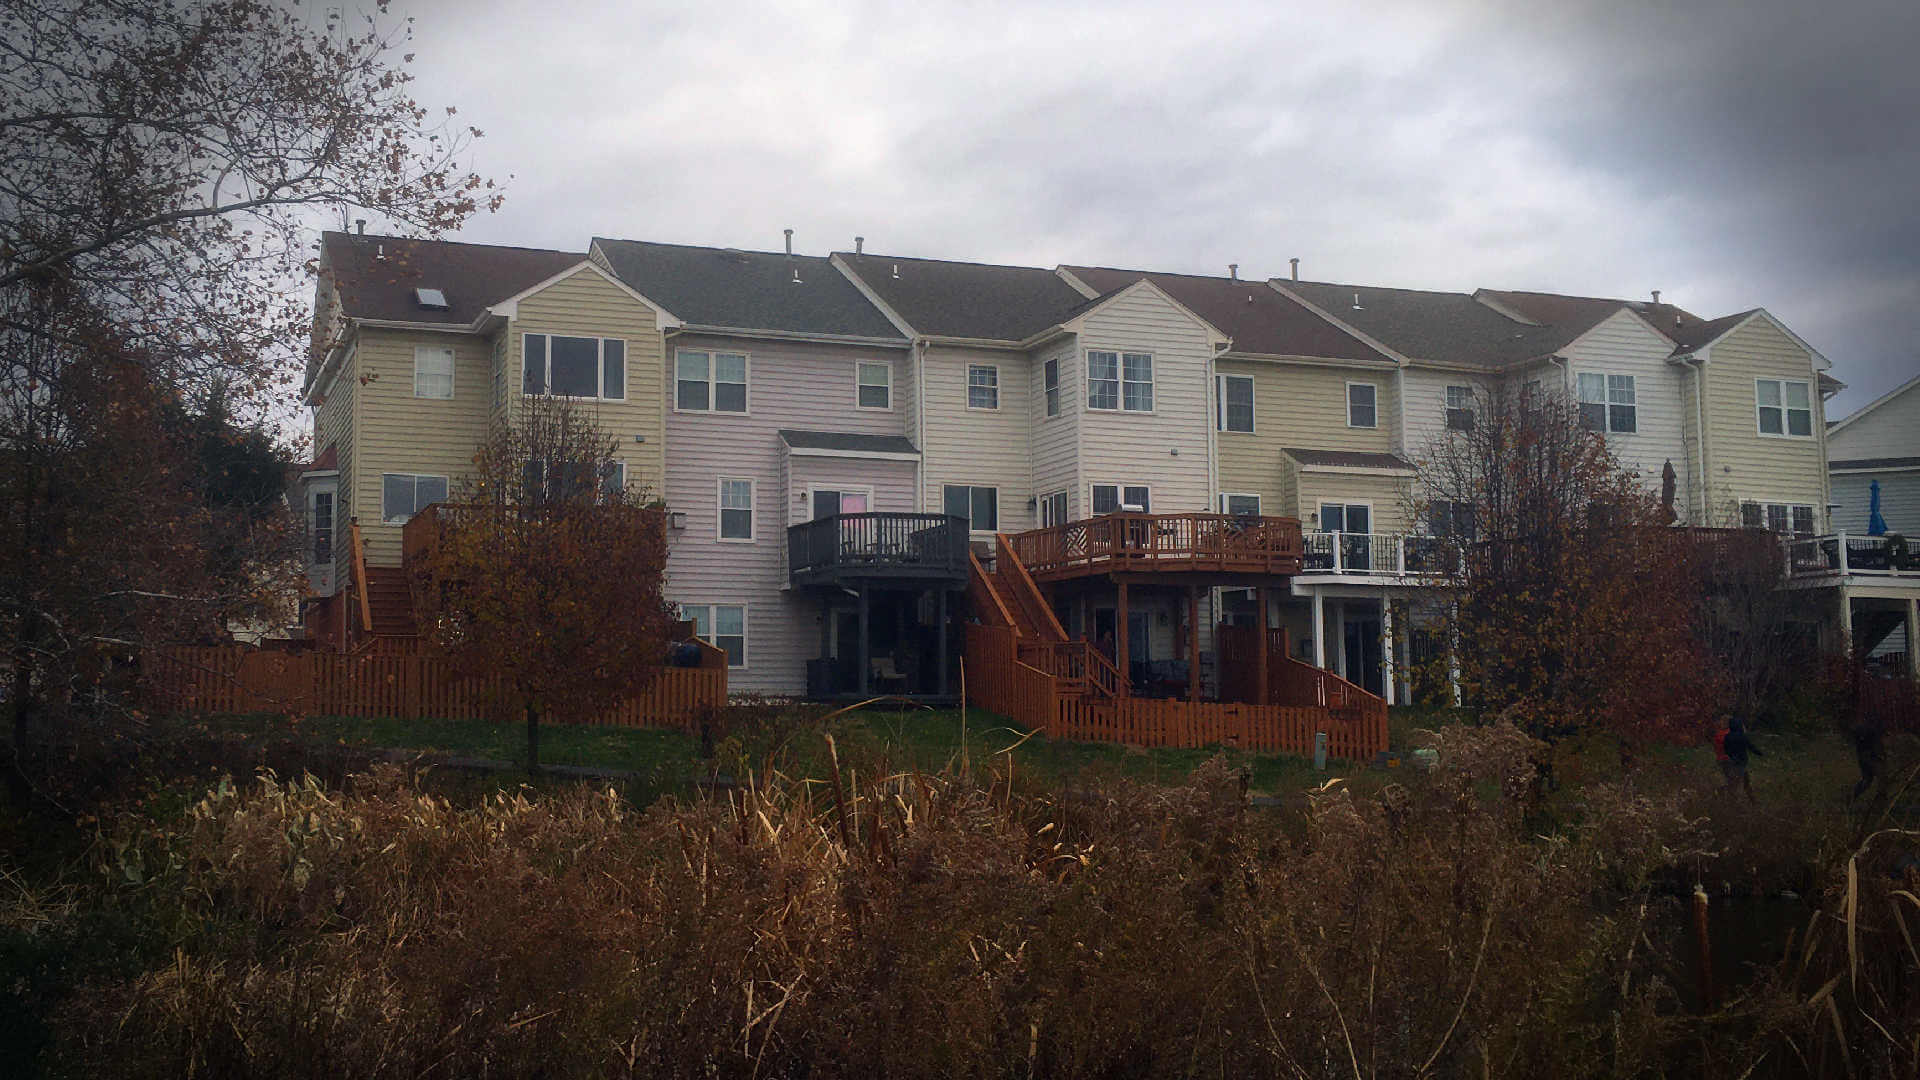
[1786,532,1920,579]
[1300,531,1459,577]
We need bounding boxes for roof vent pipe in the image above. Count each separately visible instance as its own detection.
[1651,289,1661,304]
[355,218,366,236]
[791,267,802,285]
[1289,257,1299,281]
[855,236,864,254]
[1351,292,1362,310]
[783,228,793,257]
[1229,263,1238,281]
[375,243,385,261]
[891,263,900,280]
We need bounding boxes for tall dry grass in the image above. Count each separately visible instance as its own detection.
[25,722,1907,1078]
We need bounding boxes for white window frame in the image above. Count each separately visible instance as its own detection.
[1039,489,1069,527]
[942,484,999,534]
[1219,492,1262,516]
[413,345,455,399]
[1740,499,1817,537]
[716,477,755,542]
[1043,358,1061,417]
[1086,350,1120,411]
[1576,371,1638,434]
[521,333,627,401]
[855,359,893,411]
[966,364,999,410]
[803,485,874,525]
[1444,384,1474,431]
[681,602,748,669]
[674,349,750,414]
[380,472,449,525]
[1120,351,1154,412]
[1091,482,1152,515]
[1317,500,1374,535]
[1754,378,1814,439]
[1346,381,1378,428]
[1217,374,1255,433]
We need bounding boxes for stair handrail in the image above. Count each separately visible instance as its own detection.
[348,517,373,637]
[967,551,1019,630]
[993,534,1070,642]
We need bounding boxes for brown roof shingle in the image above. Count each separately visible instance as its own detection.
[1064,267,1392,363]
[320,231,584,326]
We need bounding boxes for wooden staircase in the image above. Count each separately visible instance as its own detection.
[363,566,417,638]
[969,536,1123,700]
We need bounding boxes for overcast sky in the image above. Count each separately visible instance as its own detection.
[367,0,1918,415]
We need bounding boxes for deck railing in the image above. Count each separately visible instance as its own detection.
[1299,531,1459,577]
[787,512,970,583]
[1787,532,1920,579]
[1007,512,1303,579]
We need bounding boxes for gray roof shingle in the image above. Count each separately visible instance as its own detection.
[1283,448,1415,471]
[1065,267,1391,363]
[833,252,1093,341]
[320,231,584,326]
[779,429,919,456]
[594,239,906,341]
[1280,280,1563,368]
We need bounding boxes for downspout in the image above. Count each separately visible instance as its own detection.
[1690,355,1709,524]
[915,337,927,512]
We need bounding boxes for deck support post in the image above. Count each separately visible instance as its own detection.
[1116,580,1130,695]
[1448,600,1463,706]
[937,589,949,696]
[1188,586,1201,703]
[858,586,871,696]
[1311,588,1326,669]
[1837,586,1852,658]
[1381,596,1397,706]
[820,597,833,693]
[1256,585,1270,706]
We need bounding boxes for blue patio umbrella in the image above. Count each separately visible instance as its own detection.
[1868,479,1888,536]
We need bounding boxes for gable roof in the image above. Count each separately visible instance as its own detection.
[1064,266,1392,363]
[1473,289,1716,350]
[833,251,1093,341]
[1829,371,1920,437]
[1279,280,1563,368]
[319,231,584,326]
[593,239,905,341]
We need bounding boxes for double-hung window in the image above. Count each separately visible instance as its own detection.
[1121,352,1153,411]
[1087,351,1120,410]
[717,478,754,541]
[683,604,747,668]
[380,473,448,524]
[1428,500,1476,540]
[943,485,998,533]
[1043,358,1061,417]
[1217,374,1254,432]
[967,364,999,409]
[856,361,891,409]
[1577,372,1637,433]
[1219,493,1261,517]
[522,334,624,400]
[1347,382,1377,428]
[1444,384,1475,431]
[1756,379,1813,437]
[676,350,748,412]
[413,345,455,399]
[1087,351,1152,411]
[1091,484,1150,514]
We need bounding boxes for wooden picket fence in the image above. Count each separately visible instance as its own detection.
[965,624,1385,762]
[144,645,727,729]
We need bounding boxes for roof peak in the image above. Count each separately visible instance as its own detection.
[320,230,580,258]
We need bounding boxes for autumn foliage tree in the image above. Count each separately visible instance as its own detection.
[1416,383,1726,747]
[2,0,497,800]
[412,399,674,772]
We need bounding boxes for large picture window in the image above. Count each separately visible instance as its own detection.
[1217,374,1254,432]
[1756,379,1813,437]
[380,473,448,524]
[1219,493,1261,517]
[943,484,998,533]
[522,334,624,400]
[676,350,748,412]
[1741,500,1816,536]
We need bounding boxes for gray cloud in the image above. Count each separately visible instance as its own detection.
[378,0,1917,412]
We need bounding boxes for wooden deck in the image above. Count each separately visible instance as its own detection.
[1006,512,1303,582]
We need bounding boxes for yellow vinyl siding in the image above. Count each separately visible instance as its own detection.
[1701,317,1828,527]
[1294,471,1413,534]
[506,268,667,499]
[350,328,493,566]
[1215,359,1398,516]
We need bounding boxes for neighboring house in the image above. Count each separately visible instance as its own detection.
[1824,372,1920,673]
[589,238,946,698]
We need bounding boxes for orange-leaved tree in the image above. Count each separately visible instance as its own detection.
[1415,382,1726,747]
[412,398,674,771]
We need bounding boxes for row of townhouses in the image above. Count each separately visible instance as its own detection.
[296,228,1920,702]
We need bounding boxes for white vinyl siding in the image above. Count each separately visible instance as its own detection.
[1076,286,1212,517]
[1557,310,1691,519]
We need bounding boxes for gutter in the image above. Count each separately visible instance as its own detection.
[664,324,909,349]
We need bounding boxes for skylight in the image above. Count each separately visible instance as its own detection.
[414,287,449,310]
